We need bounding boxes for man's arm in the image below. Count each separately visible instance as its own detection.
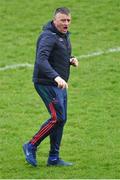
[36,34,59,80]
[36,34,68,89]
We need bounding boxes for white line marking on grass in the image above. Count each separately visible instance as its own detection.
[77,47,120,59]
[0,63,33,71]
[0,47,120,71]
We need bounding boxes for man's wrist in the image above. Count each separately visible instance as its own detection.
[54,76,60,81]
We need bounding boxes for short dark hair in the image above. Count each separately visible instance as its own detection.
[54,7,70,16]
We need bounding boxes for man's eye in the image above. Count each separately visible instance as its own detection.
[61,19,71,22]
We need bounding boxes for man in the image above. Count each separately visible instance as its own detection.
[23,7,78,167]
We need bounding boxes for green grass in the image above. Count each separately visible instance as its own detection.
[0,0,120,179]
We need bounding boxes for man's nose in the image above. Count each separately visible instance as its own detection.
[64,20,69,25]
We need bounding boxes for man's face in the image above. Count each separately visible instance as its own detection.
[53,13,71,34]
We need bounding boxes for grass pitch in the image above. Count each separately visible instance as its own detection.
[0,0,120,179]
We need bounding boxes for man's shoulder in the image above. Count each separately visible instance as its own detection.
[36,30,57,45]
[41,30,57,38]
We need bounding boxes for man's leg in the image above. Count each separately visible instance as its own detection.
[47,88,73,166]
[23,84,58,166]
[29,84,65,147]
[49,88,67,159]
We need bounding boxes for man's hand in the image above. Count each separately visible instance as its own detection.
[54,76,68,89]
[70,57,79,67]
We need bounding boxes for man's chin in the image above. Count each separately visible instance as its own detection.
[62,29,68,34]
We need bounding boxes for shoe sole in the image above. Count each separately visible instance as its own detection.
[23,144,37,167]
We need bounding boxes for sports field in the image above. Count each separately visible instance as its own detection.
[0,0,120,179]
